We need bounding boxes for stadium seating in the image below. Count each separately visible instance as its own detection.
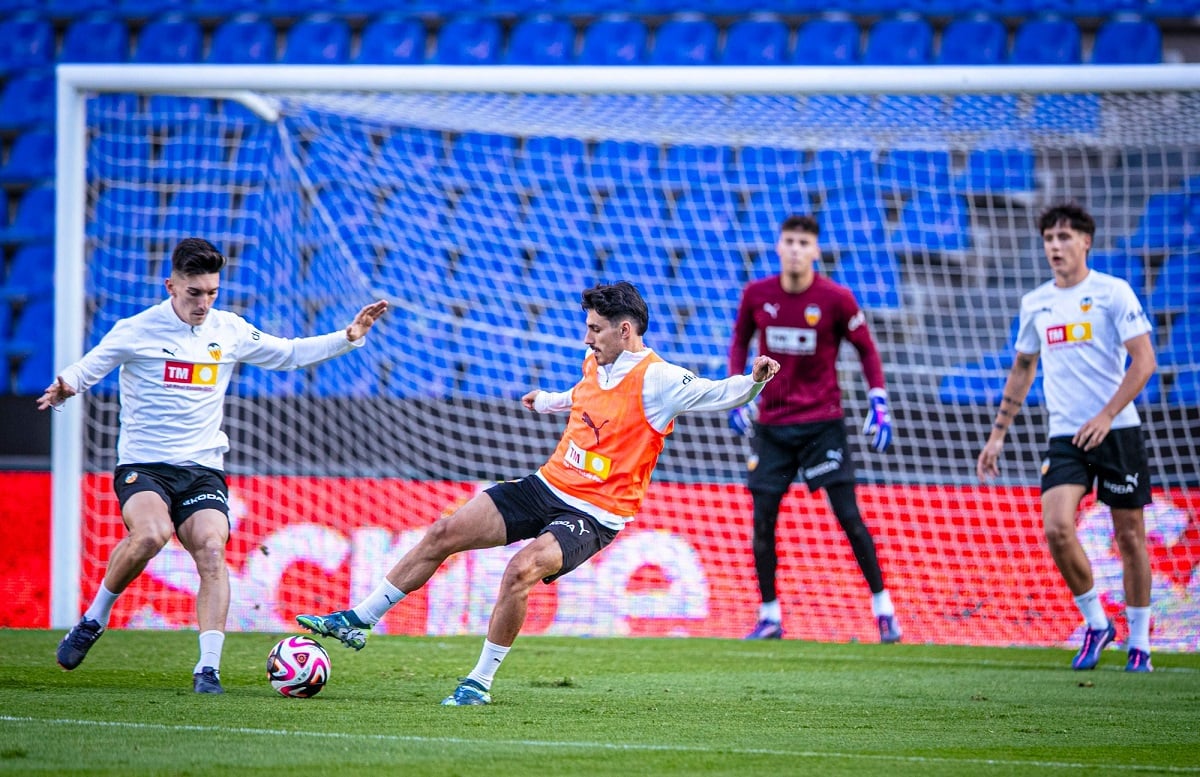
[1091,19,1162,64]
[877,149,952,195]
[13,340,54,395]
[938,351,1045,407]
[0,186,55,245]
[357,17,427,64]
[720,18,790,65]
[938,17,1008,65]
[1159,312,1199,367]
[0,131,55,185]
[1010,18,1082,64]
[0,244,54,302]
[1088,250,1147,295]
[891,191,972,254]
[1170,368,1200,406]
[505,17,576,64]
[0,16,55,74]
[649,18,720,65]
[432,17,503,65]
[0,74,54,131]
[792,17,860,65]
[1121,192,1196,252]
[281,17,351,64]
[579,17,648,65]
[832,250,902,311]
[863,17,933,66]
[132,18,203,63]
[956,147,1037,196]
[1149,253,1200,314]
[60,16,131,62]
[209,18,278,63]
[4,296,53,359]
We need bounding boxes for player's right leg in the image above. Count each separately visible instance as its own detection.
[59,489,174,670]
[298,491,509,650]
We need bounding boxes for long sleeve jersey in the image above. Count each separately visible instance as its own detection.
[59,299,363,469]
[530,347,767,529]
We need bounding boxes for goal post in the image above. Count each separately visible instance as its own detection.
[52,63,1200,648]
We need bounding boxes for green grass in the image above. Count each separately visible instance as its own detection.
[1,630,1198,776]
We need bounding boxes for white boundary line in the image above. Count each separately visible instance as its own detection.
[3,716,1198,773]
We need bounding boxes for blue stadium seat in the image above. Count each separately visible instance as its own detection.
[1027,93,1101,134]
[876,149,952,195]
[939,351,1044,407]
[282,17,351,64]
[792,18,860,65]
[732,145,804,189]
[649,18,719,65]
[87,245,154,303]
[61,16,131,62]
[91,186,163,243]
[739,189,812,246]
[1159,312,1200,367]
[44,0,115,16]
[133,18,203,63]
[517,135,587,181]
[579,17,648,65]
[153,127,229,182]
[209,18,277,64]
[1149,253,1200,315]
[4,296,53,359]
[833,250,902,310]
[0,17,54,75]
[161,190,235,240]
[938,17,1007,65]
[671,188,738,243]
[948,94,1021,132]
[1010,18,1081,64]
[819,191,888,251]
[357,17,426,64]
[663,144,734,184]
[892,191,971,254]
[1170,368,1200,406]
[588,139,661,183]
[0,130,55,184]
[956,147,1036,196]
[1088,250,1146,294]
[0,243,53,302]
[0,186,55,245]
[433,17,503,65]
[14,344,53,395]
[863,17,933,65]
[113,0,191,16]
[802,148,875,196]
[720,18,789,65]
[1121,192,1195,252]
[506,17,576,64]
[0,74,54,131]
[1092,19,1162,63]
[872,95,945,129]
[449,131,518,184]
[795,95,874,129]
[308,303,382,398]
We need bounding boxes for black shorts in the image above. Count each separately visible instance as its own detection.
[747,419,855,496]
[485,475,618,584]
[113,463,230,531]
[1041,426,1152,509]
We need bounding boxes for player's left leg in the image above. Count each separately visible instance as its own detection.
[178,507,231,694]
[824,482,900,643]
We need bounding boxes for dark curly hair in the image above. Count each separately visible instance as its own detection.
[581,281,649,336]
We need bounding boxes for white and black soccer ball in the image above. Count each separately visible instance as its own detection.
[267,635,331,698]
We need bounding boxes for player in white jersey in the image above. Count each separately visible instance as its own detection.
[976,203,1156,673]
[38,237,388,692]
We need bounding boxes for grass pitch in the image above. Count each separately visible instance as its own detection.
[1,629,1198,776]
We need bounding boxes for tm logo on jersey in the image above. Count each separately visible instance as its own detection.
[1045,322,1093,347]
[164,360,219,389]
[563,439,612,481]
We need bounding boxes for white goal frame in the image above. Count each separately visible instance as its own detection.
[52,62,1200,628]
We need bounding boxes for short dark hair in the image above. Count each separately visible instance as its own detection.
[171,237,226,277]
[780,214,819,236]
[1037,202,1095,237]
[581,281,649,336]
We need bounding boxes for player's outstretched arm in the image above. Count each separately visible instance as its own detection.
[36,376,77,411]
[345,300,389,342]
[749,355,780,382]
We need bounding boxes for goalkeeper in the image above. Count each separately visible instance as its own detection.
[728,214,902,644]
[298,281,779,705]
[40,237,388,694]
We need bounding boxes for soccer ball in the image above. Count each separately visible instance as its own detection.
[267,635,331,698]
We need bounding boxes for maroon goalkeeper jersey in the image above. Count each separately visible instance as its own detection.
[728,273,885,425]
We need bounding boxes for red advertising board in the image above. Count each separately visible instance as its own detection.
[4,472,1198,650]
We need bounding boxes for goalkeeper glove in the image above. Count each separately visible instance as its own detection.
[728,402,758,438]
[862,389,893,453]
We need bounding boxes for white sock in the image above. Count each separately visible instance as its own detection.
[83,583,120,629]
[871,590,895,618]
[758,600,782,623]
[1073,588,1110,630]
[1125,606,1152,653]
[353,580,405,626]
[465,640,511,691]
[194,630,225,674]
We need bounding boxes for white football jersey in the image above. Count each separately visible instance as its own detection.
[59,299,362,469]
[1015,270,1152,438]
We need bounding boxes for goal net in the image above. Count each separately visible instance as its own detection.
[54,65,1200,651]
